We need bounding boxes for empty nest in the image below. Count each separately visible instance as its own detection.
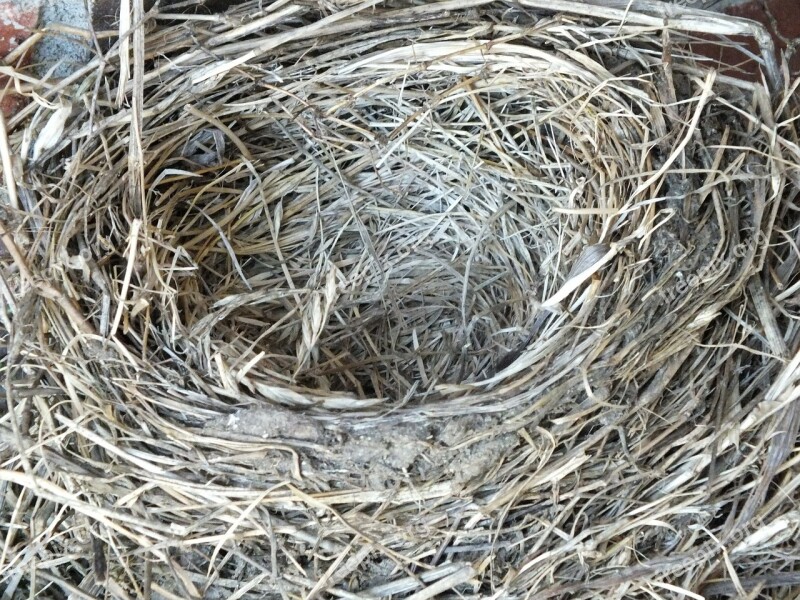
[0,0,799,598]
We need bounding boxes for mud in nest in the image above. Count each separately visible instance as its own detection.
[1,1,799,599]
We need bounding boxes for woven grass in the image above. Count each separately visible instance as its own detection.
[1,0,799,598]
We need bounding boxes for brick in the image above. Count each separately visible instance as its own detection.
[724,0,800,78]
[0,0,40,118]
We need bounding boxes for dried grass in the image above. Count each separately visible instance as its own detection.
[1,1,799,598]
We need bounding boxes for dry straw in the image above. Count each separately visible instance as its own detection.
[1,0,799,598]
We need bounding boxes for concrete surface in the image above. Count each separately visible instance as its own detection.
[34,0,91,78]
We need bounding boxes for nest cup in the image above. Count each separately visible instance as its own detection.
[148,35,638,403]
[2,1,799,598]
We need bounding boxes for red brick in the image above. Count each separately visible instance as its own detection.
[0,1,40,118]
[724,0,800,79]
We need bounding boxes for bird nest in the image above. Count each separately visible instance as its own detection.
[1,1,799,598]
